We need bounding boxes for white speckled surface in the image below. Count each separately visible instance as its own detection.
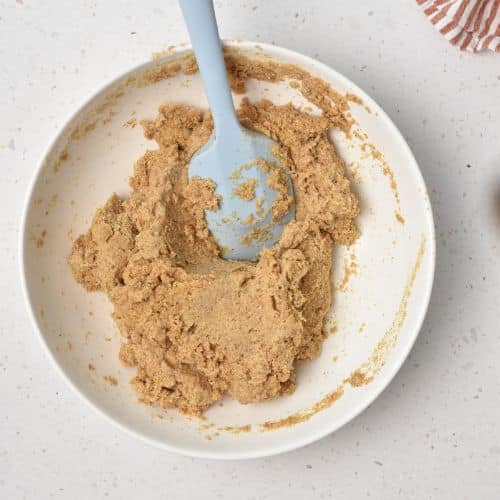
[1,0,499,498]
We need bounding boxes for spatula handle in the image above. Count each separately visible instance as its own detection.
[178,0,240,136]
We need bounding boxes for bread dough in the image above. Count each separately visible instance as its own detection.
[69,61,359,415]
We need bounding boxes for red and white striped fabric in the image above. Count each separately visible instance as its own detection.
[417,0,500,52]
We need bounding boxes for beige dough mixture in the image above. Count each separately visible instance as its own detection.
[69,54,359,415]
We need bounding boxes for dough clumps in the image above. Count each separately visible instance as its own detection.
[70,85,358,415]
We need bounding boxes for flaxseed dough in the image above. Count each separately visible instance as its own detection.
[69,56,359,415]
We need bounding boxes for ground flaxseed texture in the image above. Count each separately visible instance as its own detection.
[69,57,359,415]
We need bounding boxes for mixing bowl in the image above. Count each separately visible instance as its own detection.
[21,40,435,459]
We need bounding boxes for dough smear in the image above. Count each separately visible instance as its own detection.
[70,67,359,415]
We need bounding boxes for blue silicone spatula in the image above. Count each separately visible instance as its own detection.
[178,0,294,260]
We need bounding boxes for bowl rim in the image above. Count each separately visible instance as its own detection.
[19,39,436,460]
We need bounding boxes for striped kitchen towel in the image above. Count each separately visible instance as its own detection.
[417,0,500,52]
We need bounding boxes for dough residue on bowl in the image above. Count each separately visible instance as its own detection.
[68,55,359,415]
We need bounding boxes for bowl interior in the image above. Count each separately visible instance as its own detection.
[22,42,434,458]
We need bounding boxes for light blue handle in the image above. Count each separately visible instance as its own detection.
[178,0,240,137]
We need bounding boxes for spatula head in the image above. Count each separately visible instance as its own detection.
[188,127,295,260]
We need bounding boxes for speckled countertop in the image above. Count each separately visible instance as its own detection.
[1,1,499,498]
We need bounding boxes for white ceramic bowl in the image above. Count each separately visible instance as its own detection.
[21,41,435,459]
